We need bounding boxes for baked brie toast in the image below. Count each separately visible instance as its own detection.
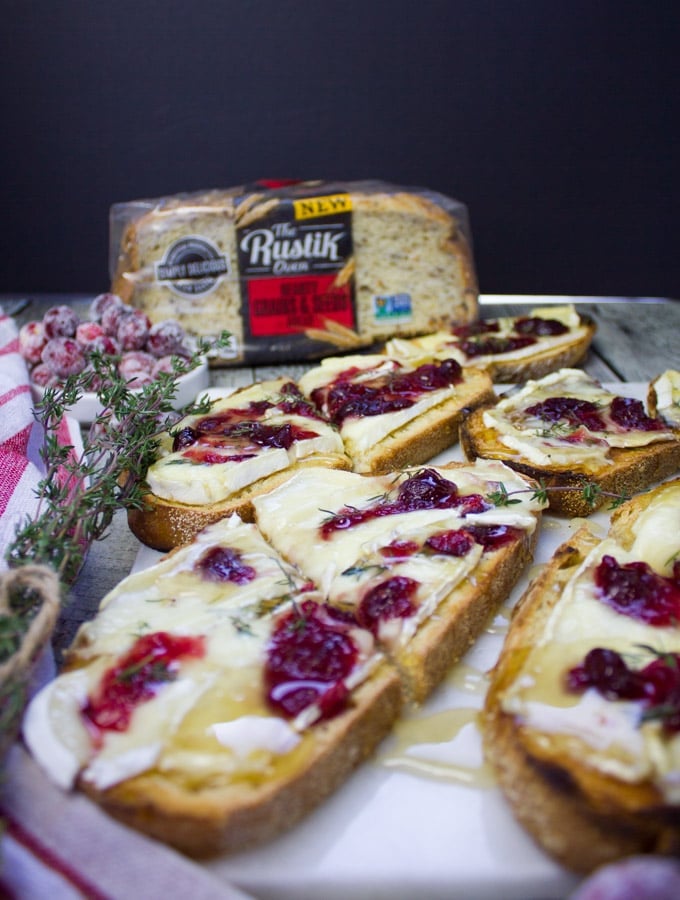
[127,376,351,550]
[23,515,402,857]
[252,460,545,702]
[24,460,544,855]
[297,352,494,474]
[482,478,680,873]
[460,369,680,516]
[384,304,596,382]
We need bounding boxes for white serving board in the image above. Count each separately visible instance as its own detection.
[132,383,653,900]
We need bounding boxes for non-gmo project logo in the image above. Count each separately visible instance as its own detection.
[156,236,229,297]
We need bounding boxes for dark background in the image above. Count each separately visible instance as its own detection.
[1,1,678,298]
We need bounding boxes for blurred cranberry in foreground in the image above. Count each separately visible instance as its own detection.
[570,856,680,900]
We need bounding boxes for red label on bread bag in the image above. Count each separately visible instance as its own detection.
[247,274,354,337]
[236,190,356,345]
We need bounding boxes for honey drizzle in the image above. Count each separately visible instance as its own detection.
[378,706,496,788]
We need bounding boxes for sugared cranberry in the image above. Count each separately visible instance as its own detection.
[75,321,105,347]
[609,395,666,432]
[30,362,57,387]
[595,554,680,626]
[151,355,177,377]
[514,317,569,336]
[18,321,47,365]
[195,545,256,584]
[358,576,418,634]
[146,320,188,357]
[265,601,358,719]
[101,302,130,336]
[82,631,206,733]
[89,292,123,322]
[41,337,87,377]
[43,305,78,339]
[118,351,155,387]
[89,333,121,356]
[117,308,152,351]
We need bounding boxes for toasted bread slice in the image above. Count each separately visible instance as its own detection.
[23,516,403,857]
[297,352,495,475]
[127,377,352,550]
[252,461,544,703]
[384,305,596,382]
[460,369,680,516]
[648,370,680,431]
[483,479,680,873]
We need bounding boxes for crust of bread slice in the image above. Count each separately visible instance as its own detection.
[349,366,495,475]
[460,403,680,517]
[482,504,680,874]
[395,516,538,703]
[127,453,352,552]
[77,659,403,858]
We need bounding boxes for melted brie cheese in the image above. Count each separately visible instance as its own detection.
[297,353,462,461]
[384,304,586,365]
[23,515,379,791]
[501,486,680,796]
[653,370,680,428]
[483,369,674,471]
[254,461,543,613]
[146,379,344,505]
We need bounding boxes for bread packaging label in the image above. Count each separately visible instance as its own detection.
[109,180,478,365]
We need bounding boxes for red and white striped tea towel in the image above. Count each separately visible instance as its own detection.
[0,305,250,900]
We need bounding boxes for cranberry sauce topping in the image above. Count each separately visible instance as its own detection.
[379,539,420,559]
[427,523,522,554]
[173,420,320,454]
[311,358,463,425]
[195,545,257,584]
[458,335,536,358]
[357,576,419,634]
[524,394,666,437]
[321,468,492,538]
[525,396,606,432]
[566,647,680,734]
[171,384,323,454]
[594,554,680,626]
[609,396,666,432]
[513,317,569,336]
[451,321,501,337]
[265,600,359,720]
[82,632,206,734]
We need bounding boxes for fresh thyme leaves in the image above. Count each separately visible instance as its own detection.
[341,563,388,579]
[486,479,628,510]
[5,331,232,585]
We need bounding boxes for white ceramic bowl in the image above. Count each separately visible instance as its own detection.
[30,358,210,424]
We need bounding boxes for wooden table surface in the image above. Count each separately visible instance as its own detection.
[3,292,678,654]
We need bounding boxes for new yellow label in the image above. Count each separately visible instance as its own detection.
[293,193,352,220]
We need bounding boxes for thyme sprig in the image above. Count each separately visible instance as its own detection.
[5,333,232,585]
[486,479,629,511]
